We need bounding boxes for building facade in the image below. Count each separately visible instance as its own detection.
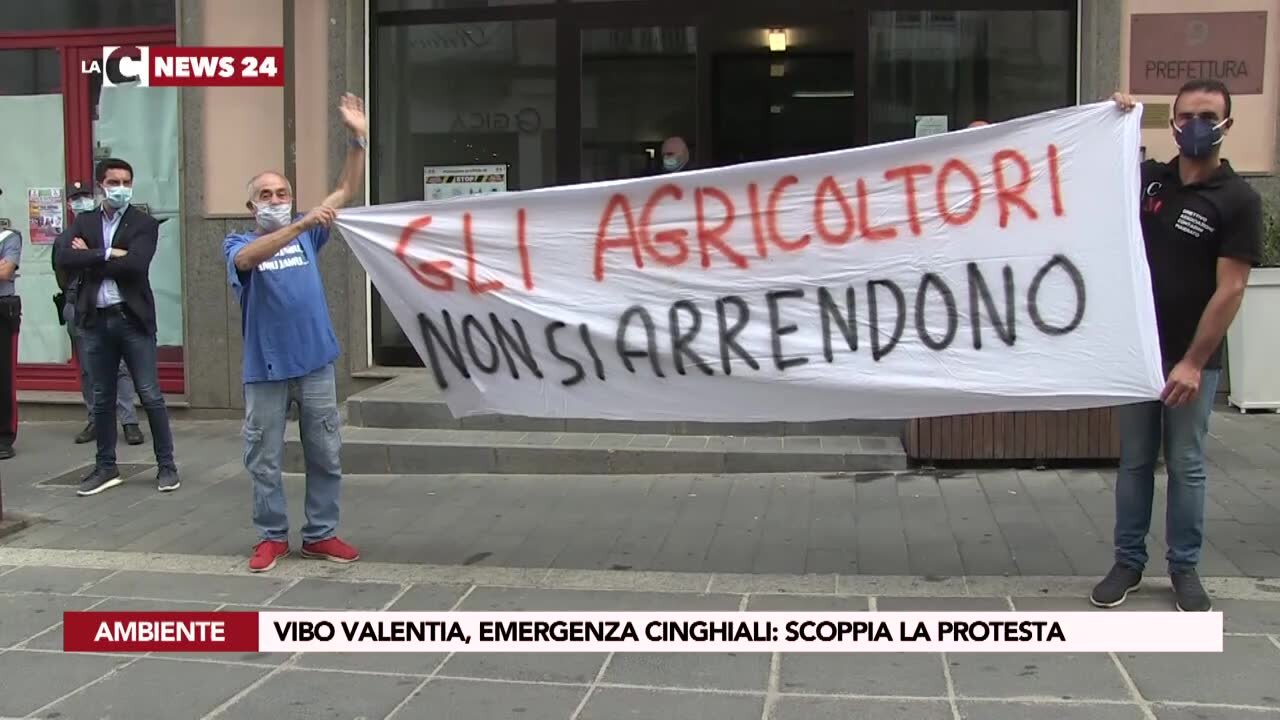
[3,0,1278,419]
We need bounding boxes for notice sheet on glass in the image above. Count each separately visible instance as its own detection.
[424,164,509,202]
[28,187,63,245]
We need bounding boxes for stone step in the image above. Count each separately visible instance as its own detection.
[285,427,908,475]
[346,375,905,437]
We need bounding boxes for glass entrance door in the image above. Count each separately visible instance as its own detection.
[580,25,698,182]
[706,23,857,167]
[713,52,856,165]
[0,48,69,378]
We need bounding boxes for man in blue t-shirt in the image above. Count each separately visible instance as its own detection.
[224,93,367,573]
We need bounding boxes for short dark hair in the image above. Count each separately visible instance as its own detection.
[95,158,134,183]
[1174,79,1232,118]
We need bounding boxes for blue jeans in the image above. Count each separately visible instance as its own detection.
[80,305,176,471]
[243,363,342,544]
[1114,369,1220,574]
[66,302,137,424]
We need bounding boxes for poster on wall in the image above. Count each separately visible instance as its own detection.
[424,164,508,202]
[27,187,63,245]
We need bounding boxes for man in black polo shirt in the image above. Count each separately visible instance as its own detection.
[1094,80,1262,612]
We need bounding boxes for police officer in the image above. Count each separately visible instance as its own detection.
[1095,80,1263,612]
[0,186,22,459]
[56,181,143,447]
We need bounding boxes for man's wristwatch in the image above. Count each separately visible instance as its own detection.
[349,135,367,149]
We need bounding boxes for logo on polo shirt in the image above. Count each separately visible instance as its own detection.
[1144,182,1164,214]
[1174,208,1215,238]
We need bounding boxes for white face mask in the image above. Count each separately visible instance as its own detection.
[253,201,293,231]
[70,197,97,214]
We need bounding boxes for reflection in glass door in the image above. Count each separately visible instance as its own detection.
[371,18,558,367]
[580,26,697,181]
[868,10,1074,143]
[0,49,69,371]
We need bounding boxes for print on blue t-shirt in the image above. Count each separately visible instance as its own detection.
[223,219,340,384]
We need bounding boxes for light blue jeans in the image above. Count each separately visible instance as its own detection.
[1114,369,1220,574]
[243,363,343,544]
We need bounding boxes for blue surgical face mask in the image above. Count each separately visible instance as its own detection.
[662,155,684,172]
[69,197,97,214]
[103,185,132,209]
[1172,117,1229,159]
[254,201,293,232]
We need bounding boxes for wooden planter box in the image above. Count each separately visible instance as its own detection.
[905,408,1121,463]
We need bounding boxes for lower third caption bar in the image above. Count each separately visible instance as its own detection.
[61,611,1222,654]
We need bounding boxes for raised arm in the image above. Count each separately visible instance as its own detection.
[319,93,368,210]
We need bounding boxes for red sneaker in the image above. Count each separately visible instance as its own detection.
[249,540,290,573]
[301,536,360,564]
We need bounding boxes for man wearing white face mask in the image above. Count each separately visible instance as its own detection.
[223,93,366,573]
[56,180,144,447]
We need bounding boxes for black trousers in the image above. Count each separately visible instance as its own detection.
[0,295,20,448]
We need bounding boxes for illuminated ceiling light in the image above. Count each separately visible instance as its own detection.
[767,29,787,52]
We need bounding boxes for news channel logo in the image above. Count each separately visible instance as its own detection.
[79,46,151,87]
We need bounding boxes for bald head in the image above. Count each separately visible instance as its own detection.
[967,120,989,129]
[661,136,689,172]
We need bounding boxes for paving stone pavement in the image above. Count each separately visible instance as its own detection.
[0,551,1278,720]
[2,415,1279,577]
[2,413,1280,719]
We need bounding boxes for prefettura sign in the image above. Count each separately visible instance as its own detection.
[63,610,1222,654]
[337,102,1163,422]
[80,46,284,87]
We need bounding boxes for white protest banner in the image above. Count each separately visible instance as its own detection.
[336,101,1163,421]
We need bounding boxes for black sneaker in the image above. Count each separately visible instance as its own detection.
[0,445,13,460]
[123,424,145,446]
[1171,570,1212,612]
[157,466,180,492]
[74,423,95,444]
[78,467,122,497]
[1090,564,1143,608]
